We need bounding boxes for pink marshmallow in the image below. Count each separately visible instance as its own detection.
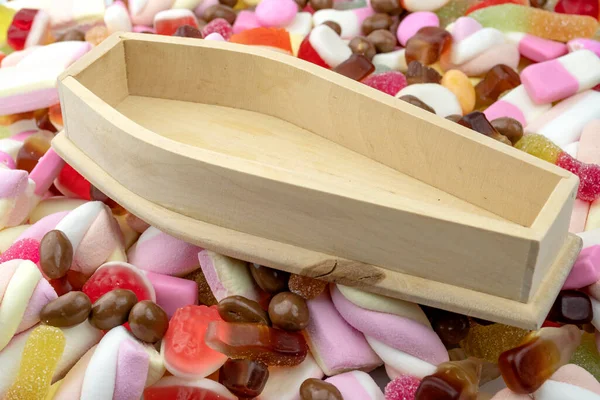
[145,271,198,318]
[129,0,175,26]
[330,286,448,365]
[305,291,382,376]
[563,245,600,290]
[256,0,298,28]
[0,169,28,198]
[0,152,15,170]
[204,33,225,41]
[325,371,384,400]
[194,0,219,19]
[397,12,439,47]
[29,148,65,196]
[17,277,57,333]
[506,33,567,63]
[133,25,155,33]
[450,17,482,42]
[233,11,261,35]
[0,47,40,68]
[127,227,201,276]
[570,200,589,233]
[0,261,19,304]
[113,340,149,400]
[484,101,527,127]
[16,211,68,242]
[551,364,600,395]
[568,39,600,58]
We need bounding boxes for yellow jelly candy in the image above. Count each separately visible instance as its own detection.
[441,69,475,115]
[514,134,562,164]
[0,6,16,44]
[460,322,530,363]
[5,325,66,400]
[570,332,600,381]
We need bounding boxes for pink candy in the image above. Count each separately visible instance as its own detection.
[202,18,233,41]
[563,245,600,290]
[505,32,568,63]
[255,0,298,28]
[397,12,439,47]
[363,72,408,96]
[384,375,421,400]
[0,239,40,264]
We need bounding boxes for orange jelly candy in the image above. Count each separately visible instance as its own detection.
[229,27,293,54]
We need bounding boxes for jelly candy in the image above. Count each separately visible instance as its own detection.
[205,321,309,366]
[469,4,599,42]
[5,325,66,400]
[548,290,593,325]
[514,133,562,164]
[405,61,442,85]
[56,163,92,200]
[441,69,475,115]
[202,18,234,41]
[405,27,452,65]
[415,358,483,400]
[144,376,237,400]
[333,54,375,81]
[288,274,328,300]
[219,359,269,398]
[460,322,530,363]
[385,375,421,400]
[430,310,470,347]
[474,64,521,109]
[570,332,600,380]
[458,112,512,145]
[435,0,481,26]
[555,0,600,19]
[0,5,16,44]
[154,9,199,36]
[82,262,156,304]
[229,27,293,54]
[161,305,228,378]
[363,71,408,95]
[465,0,530,15]
[0,238,40,264]
[498,325,582,393]
[16,130,53,173]
[7,9,51,51]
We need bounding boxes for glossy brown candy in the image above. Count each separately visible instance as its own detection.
[295,0,309,9]
[16,130,53,172]
[362,13,393,35]
[129,300,169,343]
[446,115,462,123]
[219,359,269,398]
[36,111,57,133]
[310,0,333,10]
[205,321,309,366]
[218,295,270,325]
[219,0,238,7]
[333,54,375,81]
[300,379,343,400]
[490,117,524,145]
[432,310,470,347]
[367,29,397,53]
[370,0,403,14]
[250,264,289,294]
[458,112,512,145]
[89,289,138,331]
[405,27,451,66]
[547,290,593,325]
[415,358,482,400]
[57,28,85,42]
[203,4,237,24]
[498,325,582,394]
[349,36,376,60]
[322,21,342,36]
[405,61,442,85]
[399,95,435,114]
[288,274,327,300]
[40,230,74,280]
[89,185,119,208]
[268,292,310,331]
[475,64,521,108]
[40,291,92,328]
[173,24,203,38]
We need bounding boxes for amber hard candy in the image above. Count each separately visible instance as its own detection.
[405,27,452,66]
[39,230,74,280]
[129,300,169,343]
[300,379,343,400]
[218,295,270,325]
[431,310,470,347]
[205,321,308,366]
[89,289,138,331]
[40,291,92,328]
[219,359,269,398]
[415,358,482,400]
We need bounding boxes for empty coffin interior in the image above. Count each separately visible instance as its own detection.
[61,34,577,302]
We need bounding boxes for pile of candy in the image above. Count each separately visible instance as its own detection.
[0,0,600,399]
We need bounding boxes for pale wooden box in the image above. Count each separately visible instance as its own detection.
[53,33,582,329]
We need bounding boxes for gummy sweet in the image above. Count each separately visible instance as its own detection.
[415,358,482,400]
[570,332,600,381]
[385,375,421,400]
[5,325,66,400]
[82,263,154,304]
[474,64,521,109]
[460,322,530,363]
[405,27,452,65]
[0,238,40,264]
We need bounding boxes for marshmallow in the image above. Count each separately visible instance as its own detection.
[255,0,297,28]
[578,229,600,249]
[129,0,175,26]
[526,90,600,148]
[305,291,382,376]
[285,12,313,37]
[451,28,506,65]
[397,12,439,47]
[372,49,407,72]
[484,85,551,127]
[396,83,462,117]
[233,11,261,35]
[104,1,132,33]
[568,39,600,58]
[145,271,198,318]
[198,250,261,303]
[440,42,520,77]
[402,0,451,12]
[301,24,353,68]
[113,339,149,400]
[521,50,600,104]
[145,376,236,399]
[127,226,201,276]
[29,197,87,224]
[325,370,385,400]
[0,225,30,253]
[450,17,483,42]
[312,7,374,39]
[258,353,324,400]
[505,32,568,63]
[563,245,600,290]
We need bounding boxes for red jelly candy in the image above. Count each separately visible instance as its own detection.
[298,35,330,69]
[465,0,529,15]
[555,0,600,19]
[56,164,92,200]
[49,276,73,297]
[161,305,228,379]
[202,18,234,41]
[155,9,198,36]
[556,152,600,201]
[363,71,408,96]
[7,9,38,50]
[82,262,155,304]
[385,375,421,400]
[144,377,236,400]
[0,239,40,264]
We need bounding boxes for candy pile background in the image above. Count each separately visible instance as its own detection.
[0,0,600,399]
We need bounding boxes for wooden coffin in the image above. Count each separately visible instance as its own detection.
[53,32,582,329]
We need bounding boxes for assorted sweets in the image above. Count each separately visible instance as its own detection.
[0,0,600,399]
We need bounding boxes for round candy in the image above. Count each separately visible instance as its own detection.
[250,264,289,294]
[490,117,523,145]
[89,289,138,331]
[367,29,397,53]
[310,0,334,11]
[362,13,393,36]
[441,69,476,115]
[82,262,156,304]
[40,291,92,328]
[129,300,169,343]
[300,378,343,400]
[350,36,376,60]
[268,292,310,331]
[217,296,270,325]
[203,4,237,24]
[39,230,73,280]
[256,0,298,27]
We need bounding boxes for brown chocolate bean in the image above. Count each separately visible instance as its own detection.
[40,230,74,280]
[349,36,376,60]
[250,264,289,293]
[300,379,343,400]
[40,291,92,328]
[268,292,309,331]
[129,300,169,343]
[322,21,342,36]
[218,295,270,325]
[89,289,138,331]
[219,359,270,398]
[399,95,435,113]
[362,13,393,36]
[369,0,403,14]
[203,5,237,24]
[367,29,397,53]
[309,0,334,10]
[490,117,524,145]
